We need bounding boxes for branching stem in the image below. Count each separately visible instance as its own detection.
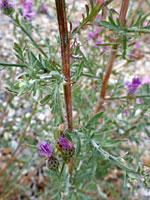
[95,0,130,113]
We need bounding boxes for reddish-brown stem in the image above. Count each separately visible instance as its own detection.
[55,0,73,131]
[95,0,130,113]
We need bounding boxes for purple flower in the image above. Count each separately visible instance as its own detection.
[125,77,141,94]
[0,0,14,15]
[124,106,129,116]
[96,14,101,22]
[142,77,150,85]
[136,98,142,104]
[87,26,101,41]
[87,31,95,40]
[57,137,73,150]
[143,21,147,27]
[21,0,35,22]
[37,141,52,157]
[128,42,140,59]
[44,85,49,89]
[94,26,101,35]
[40,3,48,14]
[102,46,107,51]
[92,38,102,46]
[132,42,139,49]
[73,21,80,29]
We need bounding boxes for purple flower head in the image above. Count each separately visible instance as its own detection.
[96,14,101,22]
[57,136,73,150]
[87,26,101,41]
[87,31,95,40]
[143,21,147,27]
[40,3,48,14]
[136,98,142,104]
[0,0,14,15]
[103,46,107,51]
[132,42,139,49]
[125,77,141,94]
[44,85,49,89]
[37,141,52,157]
[21,0,35,22]
[142,77,150,85]
[93,26,101,35]
[73,21,79,29]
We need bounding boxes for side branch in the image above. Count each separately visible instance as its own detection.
[55,0,73,131]
[95,0,130,113]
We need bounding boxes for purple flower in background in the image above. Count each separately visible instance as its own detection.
[87,26,101,40]
[136,98,142,104]
[73,21,79,29]
[124,106,129,116]
[125,77,141,94]
[37,141,52,157]
[0,0,14,15]
[128,41,140,59]
[87,31,95,40]
[40,3,48,14]
[142,77,150,85]
[44,85,49,89]
[21,0,35,22]
[103,46,107,51]
[94,26,101,34]
[96,14,101,22]
[143,21,147,27]
[57,136,73,150]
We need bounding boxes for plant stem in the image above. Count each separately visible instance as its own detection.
[55,0,73,131]
[60,162,65,176]
[95,0,130,113]
[105,94,150,100]
[12,18,48,58]
[71,0,114,38]
[91,140,139,175]
[0,62,27,68]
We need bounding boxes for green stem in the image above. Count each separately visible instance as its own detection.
[91,140,140,175]
[127,27,150,34]
[12,18,48,58]
[71,0,114,37]
[60,162,65,176]
[0,62,28,68]
[105,95,150,100]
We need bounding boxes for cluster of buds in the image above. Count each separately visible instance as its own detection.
[0,0,14,15]
[137,164,150,189]
[56,136,75,161]
[37,136,75,171]
[125,77,141,96]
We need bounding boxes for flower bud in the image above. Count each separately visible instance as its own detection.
[62,146,75,158]
[57,136,75,159]
[0,0,14,15]
[46,156,59,171]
